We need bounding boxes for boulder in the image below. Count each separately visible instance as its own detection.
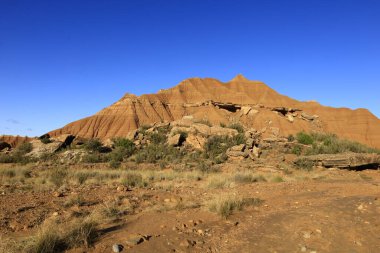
[241,106,252,115]
[226,144,248,158]
[246,138,255,149]
[167,134,182,147]
[210,126,238,136]
[186,134,206,150]
[28,139,63,158]
[301,112,318,121]
[287,114,294,123]
[230,144,246,152]
[252,146,261,158]
[170,126,195,135]
[51,134,75,146]
[248,109,259,116]
[126,130,138,140]
[192,124,211,136]
[59,150,87,163]
[226,150,249,158]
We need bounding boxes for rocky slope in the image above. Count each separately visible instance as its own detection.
[48,75,380,148]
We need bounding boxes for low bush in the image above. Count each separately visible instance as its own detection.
[204,134,246,161]
[121,171,147,188]
[112,138,136,155]
[296,132,314,145]
[233,173,266,183]
[294,158,315,171]
[227,123,244,133]
[83,139,103,152]
[296,132,380,155]
[291,145,302,156]
[208,195,263,219]
[49,168,68,187]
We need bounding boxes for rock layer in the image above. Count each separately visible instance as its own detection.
[48,75,380,148]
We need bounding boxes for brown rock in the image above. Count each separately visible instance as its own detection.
[167,134,182,147]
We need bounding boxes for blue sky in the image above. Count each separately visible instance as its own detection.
[1,0,379,137]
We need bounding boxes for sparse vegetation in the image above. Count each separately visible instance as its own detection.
[227,123,244,133]
[296,132,314,145]
[49,168,68,187]
[121,171,147,188]
[204,134,246,162]
[294,158,315,171]
[83,139,103,152]
[208,194,263,219]
[294,132,380,155]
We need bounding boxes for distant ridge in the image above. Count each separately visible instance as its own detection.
[47,75,380,148]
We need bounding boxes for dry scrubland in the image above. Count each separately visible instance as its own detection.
[1,124,380,253]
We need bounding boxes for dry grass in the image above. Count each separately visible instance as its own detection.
[208,194,263,219]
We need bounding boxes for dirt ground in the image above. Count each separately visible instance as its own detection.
[0,162,379,253]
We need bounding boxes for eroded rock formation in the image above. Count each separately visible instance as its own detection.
[47,75,380,148]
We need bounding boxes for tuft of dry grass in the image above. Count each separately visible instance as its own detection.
[208,194,263,219]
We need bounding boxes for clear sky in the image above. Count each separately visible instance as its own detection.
[1,0,379,137]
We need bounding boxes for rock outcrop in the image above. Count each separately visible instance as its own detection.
[47,75,380,148]
[297,153,380,170]
[0,135,33,148]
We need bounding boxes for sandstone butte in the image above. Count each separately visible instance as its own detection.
[2,74,380,148]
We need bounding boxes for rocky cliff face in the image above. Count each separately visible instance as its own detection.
[48,75,380,148]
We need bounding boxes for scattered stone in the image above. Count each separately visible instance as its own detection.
[117,185,127,192]
[112,244,123,252]
[301,112,318,121]
[180,239,196,248]
[126,234,144,246]
[302,231,312,239]
[287,114,294,123]
[53,191,63,197]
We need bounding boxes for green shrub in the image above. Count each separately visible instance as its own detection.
[296,132,314,145]
[40,137,52,144]
[135,144,184,164]
[204,134,246,161]
[228,123,244,133]
[301,132,380,155]
[149,132,167,145]
[112,138,135,156]
[82,153,106,163]
[291,145,302,156]
[83,139,102,152]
